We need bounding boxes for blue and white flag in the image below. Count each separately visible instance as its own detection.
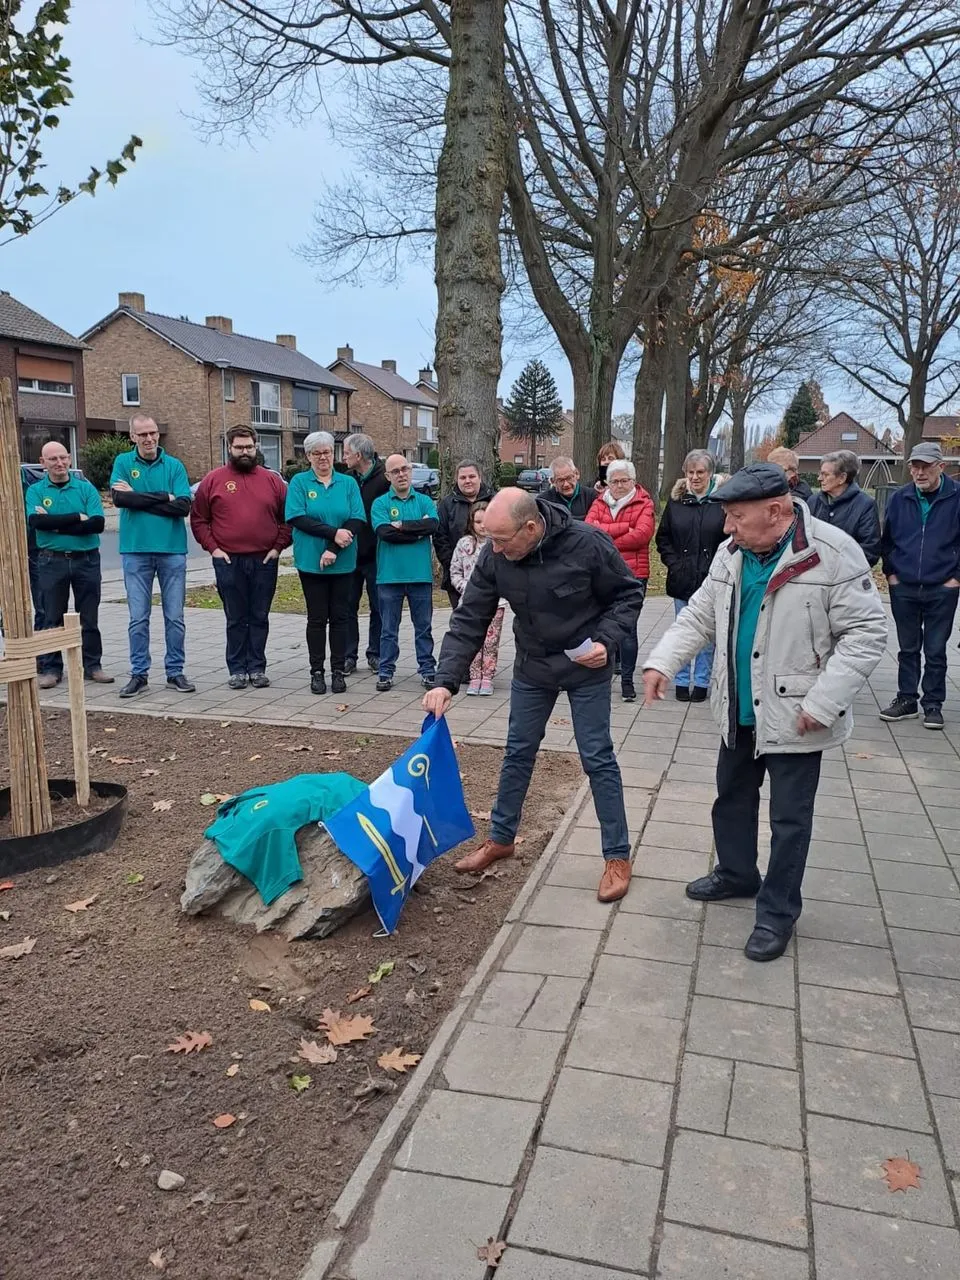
[323,715,475,934]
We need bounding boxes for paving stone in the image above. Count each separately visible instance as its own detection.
[547,854,604,891]
[855,788,927,813]
[806,839,871,872]
[347,1168,511,1280]
[586,954,691,1019]
[865,831,949,865]
[803,1042,931,1132]
[394,1090,539,1184]
[926,807,960,834]
[812,1203,960,1280]
[860,810,936,838]
[929,1094,960,1172]
[874,861,960,898]
[812,816,866,845]
[800,985,913,1056]
[725,1061,802,1148]
[574,801,652,830]
[918,785,960,810]
[797,936,898,995]
[472,972,543,1027]
[503,924,603,978]
[701,901,757,949]
[901,973,960,1033]
[881,891,960,935]
[804,867,879,908]
[495,1252,635,1280]
[651,798,714,828]
[889,928,960,981]
[665,764,717,786]
[656,1223,808,1280]
[915,1029,960,1098]
[442,1023,564,1102]
[632,846,711,882]
[619,876,703,920]
[675,1052,732,1135]
[814,793,860,819]
[687,995,797,1068]
[520,976,585,1032]
[604,913,700,964]
[807,1113,954,1225]
[641,821,714,852]
[566,1005,683,1083]
[523,886,614,931]
[664,1130,806,1246]
[694,943,796,1008]
[563,827,641,858]
[509,1146,661,1272]
[796,900,887,947]
[539,1066,672,1167]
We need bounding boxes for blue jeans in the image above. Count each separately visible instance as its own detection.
[122,553,187,678]
[491,676,630,860]
[673,597,715,689]
[377,582,435,679]
[213,554,278,675]
[36,550,103,677]
[890,582,960,710]
[346,560,382,665]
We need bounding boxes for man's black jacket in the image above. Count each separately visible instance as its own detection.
[433,482,495,588]
[542,483,596,521]
[353,458,391,564]
[435,498,646,692]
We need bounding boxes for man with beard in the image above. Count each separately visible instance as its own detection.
[191,426,291,688]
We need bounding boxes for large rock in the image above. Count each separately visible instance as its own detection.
[180,824,370,940]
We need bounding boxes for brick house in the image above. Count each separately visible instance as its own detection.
[81,292,354,479]
[328,346,438,463]
[919,415,960,466]
[796,413,899,479]
[0,291,87,464]
[497,404,575,469]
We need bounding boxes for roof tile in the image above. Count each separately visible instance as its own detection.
[0,291,84,349]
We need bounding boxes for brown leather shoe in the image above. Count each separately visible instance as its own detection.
[455,839,515,874]
[85,668,115,684]
[37,672,60,689]
[597,858,631,902]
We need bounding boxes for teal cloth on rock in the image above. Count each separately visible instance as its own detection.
[205,772,366,905]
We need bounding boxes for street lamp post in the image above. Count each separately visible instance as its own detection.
[213,359,231,464]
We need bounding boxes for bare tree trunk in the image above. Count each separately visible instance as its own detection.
[902,373,928,462]
[662,341,695,498]
[571,346,619,478]
[730,390,747,472]
[435,0,507,492]
[632,353,668,500]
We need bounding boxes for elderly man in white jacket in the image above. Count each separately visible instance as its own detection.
[643,464,887,962]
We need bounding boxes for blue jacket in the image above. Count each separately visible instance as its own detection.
[880,475,960,584]
[808,483,881,567]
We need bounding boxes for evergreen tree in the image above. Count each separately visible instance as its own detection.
[779,382,818,448]
[807,379,830,428]
[503,359,564,466]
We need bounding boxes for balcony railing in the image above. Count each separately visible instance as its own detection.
[417,425,438,444]
[250,407,337,435]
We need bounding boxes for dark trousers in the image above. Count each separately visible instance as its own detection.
[299,570,352,674]
[618,577,647,681]
[713,726,822,934]
[345,559,382,665]
[377,582,436,679]
[890,581,960,710]
[213,553,279,675]
[36,550,103,677]
[491,676,630,860]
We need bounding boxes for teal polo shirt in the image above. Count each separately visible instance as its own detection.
[371,488,437,585]
[285,468,365,575]
[24,473,103,551]
[734,526,795,727]
[916,479,942,525]
[110,448,191,554]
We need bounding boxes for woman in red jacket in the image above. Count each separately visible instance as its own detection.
[585,459,654,701]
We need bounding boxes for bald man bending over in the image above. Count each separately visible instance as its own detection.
[424,487,645,902]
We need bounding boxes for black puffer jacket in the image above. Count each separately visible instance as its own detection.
[353,458,391,565]
[808,482,881,567]
[434,482,495,588]
[655,477,729,602]
[436,498,646,692]
[542,483,596,521]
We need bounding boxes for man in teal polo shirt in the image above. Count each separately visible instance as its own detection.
[26,440,113,688]
[371,454,439,692]
[110,413,195,698]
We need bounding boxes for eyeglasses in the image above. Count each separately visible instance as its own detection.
[608,476,634,486]
[133,431,159,440]
[231,444,257,452]
[489,525,527,550]
[387,465,412,476]
[308,449,334,459]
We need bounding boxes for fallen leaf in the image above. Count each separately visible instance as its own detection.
[152,800,173,813]
[0,881,13,891]
[298,1038,338,1065]
[336,703,349,712]
[347,985,371,1004]
[159,752,177,762]
[0,937,36,960]
[514,836,525,846]
[107,756,146,765]
[219,721,232,727]
[225,1063,240,1077]
[166,1031,213,1054]
[248,998,271,1013]
[368,960,395,984]
[470,809,491,821]
[124,872,145,885]
[248,754,262,761]
[199,793,218,806]
[882,1157,921,1192]
[318,1008,377,1045]
[148,1248,168,1272]
[549,717,570,726]
[64,894,98,913]
[290,1073,312,1093]
[476,1238,507,1267]
[213,793,232,802]
[141,768,160,777]
[0,910,10,921]
[320,749,341,758]
[377,1047,421,1073]
[854,752,874,760]
[212,1113,236,1129]
[104,726,117,733]
[285,744,312,753]
[406,958,427,975]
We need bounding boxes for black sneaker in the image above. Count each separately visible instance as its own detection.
[119,674,148,699]
[367,656,380,672]
[924,706,945,730]
[675,686,690,702]
[685,870,762,902]
[167,674,196,693]
[879,697,919,722]
[421,673,436,690]
[691,687,708,703]
[621,678,636,702]
[249,672,270,689]
[227,674,248,690]
[311,671,327,695]
[331,671,347,694]
[376,678,393,692]
[343,658,357,675]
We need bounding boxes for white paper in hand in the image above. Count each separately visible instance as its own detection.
[564,637,594,661]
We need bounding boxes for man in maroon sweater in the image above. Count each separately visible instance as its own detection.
[190,426,292,688]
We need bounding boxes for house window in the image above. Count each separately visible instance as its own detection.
[536,455,545,467]
[840,432,857,441]
[551,434,561,446]
[514,454,524,465]
[17,376,74,395]
[251,379,281,426]
[328,392,338,415]
[417,406,434,431]
[402,405,413,428]
[223,372,235,401]
[258,431,281,471]
[121,373,140,406]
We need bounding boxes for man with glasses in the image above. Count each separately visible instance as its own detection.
[424,487,645,903]
[342,432,390,673]
[191,426,291,689]
[371,454,439,692]
[542,456,594,520]
[111,414,195,698]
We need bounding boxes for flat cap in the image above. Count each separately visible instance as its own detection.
[908,441,942,464]
[709,463,790,502]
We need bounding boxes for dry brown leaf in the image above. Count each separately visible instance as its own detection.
[107,756,147,765]
[152,800,173,813]
[854,752,874,760]
[298,1038,338,1066]
[470,809,491,821]
[320,749,341,758]
[377,1046,421,1073]
[318,1007,377,1045]
[212,1113,236,1129]
[248,998,271,1013]
[285,744,312,753]
[141,768,160,777]
[159,752,176,762]
[549,717,570,726]
[148,1248,168,1272]
[882,1157,921,1192]
[347,985,371,1004]
[225,1063,240,1077]
[0,937,36,960]
[476,1238,507,1266]
[0,880,13,891]
[248,754,262,761]
[166,1030,213,1054]
[335,703,349,712]
[64,894,98,913]
[514,836,525,846]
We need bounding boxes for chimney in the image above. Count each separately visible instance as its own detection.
[118,291,145,312]
[275,334,297,350]
[418,365,435,385]
[205,315,233,334]
[337,344,354,362]
[381,359,397,374]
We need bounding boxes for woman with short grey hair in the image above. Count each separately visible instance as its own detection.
[809,451,881,566]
